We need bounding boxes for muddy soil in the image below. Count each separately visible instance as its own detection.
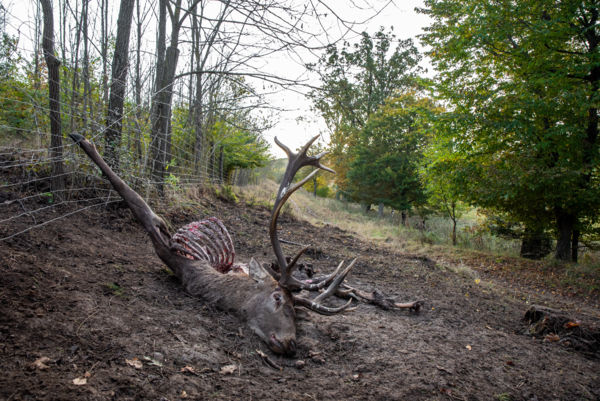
[1,191,599,401]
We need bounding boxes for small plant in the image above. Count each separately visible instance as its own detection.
[495,393,512,401]
[40,192,54,204]
[104,282,124,296]
[216,184,238,203]
[165,173,180,191]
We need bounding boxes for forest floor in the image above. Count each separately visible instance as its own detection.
[1,187,599,401]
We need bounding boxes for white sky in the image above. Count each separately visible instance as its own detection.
[262,1,432,158]
[2,0,432,159]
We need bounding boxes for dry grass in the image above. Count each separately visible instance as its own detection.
[237,180,600,301]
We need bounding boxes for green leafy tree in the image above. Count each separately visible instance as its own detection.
[212,121,270,183]
[347,94,437,213]
[309,28,422,194]
[420,0,600,261]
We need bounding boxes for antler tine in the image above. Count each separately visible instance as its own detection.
[287,246,309,273]
[293,296,353,316]
[298,134,320,155]
[313,151,335,174]
[270,135,335,288]
[274,136,293,158]
[285,260,345,291]
[292,259,357,315]
[313,259,356,303]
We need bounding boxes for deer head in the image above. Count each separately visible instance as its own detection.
[70,133,421,357]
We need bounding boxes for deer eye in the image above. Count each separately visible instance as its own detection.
[272,292,283,306]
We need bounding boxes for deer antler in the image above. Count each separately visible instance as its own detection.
[269,135,356,314]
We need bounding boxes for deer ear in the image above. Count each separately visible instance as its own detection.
[248,257,271,283]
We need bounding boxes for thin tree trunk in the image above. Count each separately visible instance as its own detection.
[100,0,109,108]
[105,0,135,170]
[571,229,579,263]
[68,1,82,134]
[133,0,143,163]
[451,201,457,246]
[150,0,183,192]
[40,0,65,192]
[219,145,224,183]
[81,0,92,133]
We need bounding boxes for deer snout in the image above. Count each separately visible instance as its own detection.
[269,334,297,356]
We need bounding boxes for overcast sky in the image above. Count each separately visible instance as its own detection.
[3,0,431,158]
[263,1,432,158]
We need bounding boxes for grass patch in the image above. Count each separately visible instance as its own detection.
[237,179,600,300]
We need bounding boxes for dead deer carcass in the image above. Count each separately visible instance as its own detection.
[70,133,422,356]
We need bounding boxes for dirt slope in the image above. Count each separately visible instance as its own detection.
[1,193,598,401]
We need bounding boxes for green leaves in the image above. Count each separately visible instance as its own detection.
[420,0,600,258]
[346,93,436,210]
[310,28,423,200]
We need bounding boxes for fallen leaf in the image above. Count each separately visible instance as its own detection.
[220,364,237,375]
[125,357,143,369]
[465,345,472,351]
[180,366,196,375]
[84,371,92,378]
[545,333,560,342]
[181,390,188,398]
[143,356,163,367]
[32,357,51,370]
[564,320,580,329]
[72,377,87,386]
[474,279,481,284]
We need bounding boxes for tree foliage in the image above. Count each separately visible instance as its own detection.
[420,0,600,260]
[309,28,423,195]
[347,93,437,211]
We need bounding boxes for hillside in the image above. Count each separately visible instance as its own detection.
[1,187,599,400]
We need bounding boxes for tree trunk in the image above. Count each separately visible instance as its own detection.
[451,218,457,246]
[132,0,143,163]
[81,0,92,132]
[313,175,318,197]
[100,0,109,108]
[401,211,407,226]
[520,228,552,260]
[68,3,82,135]
[571,229,579,263]
[150,45,180,191]
[105,0,135,170]
[219,145,224,183]
[378,202,384,218]
[555,208,575,261]
[40,0,64,192]
[150,0,182,192]
[450,201,457,246]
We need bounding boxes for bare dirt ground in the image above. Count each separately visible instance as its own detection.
[1,189,599,401]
